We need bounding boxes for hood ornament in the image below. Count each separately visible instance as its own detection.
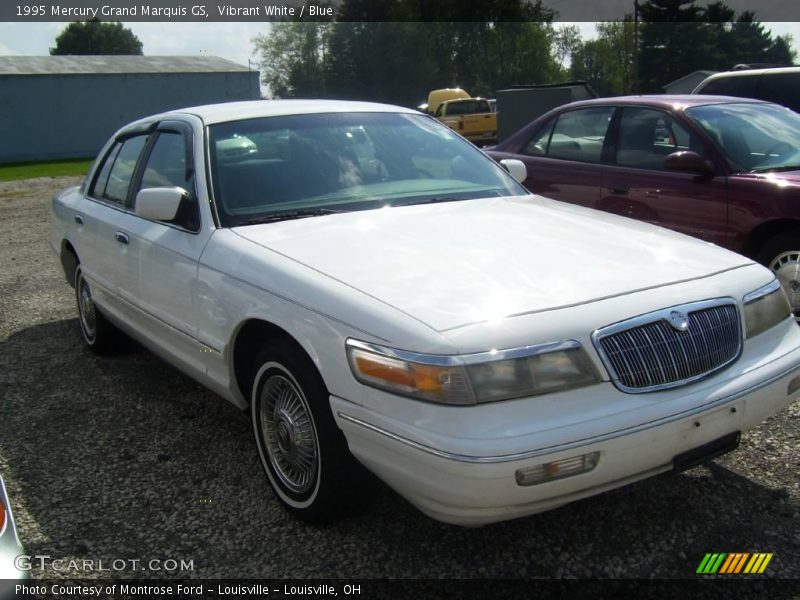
[668,310,689,332]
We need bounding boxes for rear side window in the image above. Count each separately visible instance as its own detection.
[90,135,148,206]
[544,107,614,163]
[698,75,759,99]
[756,73,800,112]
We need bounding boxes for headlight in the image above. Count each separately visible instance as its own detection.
[743,279,791,338]
[346,339,600,405]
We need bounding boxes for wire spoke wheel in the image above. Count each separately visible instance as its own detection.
[259,374,319,494]
[78,274,97,341]
[769,250,800,323]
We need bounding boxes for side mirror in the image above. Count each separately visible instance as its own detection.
[135,187,186,222]
[500,158,527,183]
[664,151,714,175]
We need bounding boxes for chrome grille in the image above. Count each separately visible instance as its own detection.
[594,300,742,393]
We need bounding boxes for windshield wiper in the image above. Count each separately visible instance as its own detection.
[237,208,339,225]
[749,165,800,174]
[400,197,464,207]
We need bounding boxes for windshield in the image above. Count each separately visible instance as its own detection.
[686,103,800,173]
[208,112,524,226]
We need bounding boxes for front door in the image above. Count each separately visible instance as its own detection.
[125,122,211,374]
[600,106,729,247]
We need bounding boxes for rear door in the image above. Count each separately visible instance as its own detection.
[84,132,152,320]
[501,106,616,209]
[599,106,729,246]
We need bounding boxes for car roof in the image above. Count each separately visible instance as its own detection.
[701,66,800,80]
[558,94,769,112]
[128,99,418,128]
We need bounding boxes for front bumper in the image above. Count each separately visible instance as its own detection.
[332,323,800,526]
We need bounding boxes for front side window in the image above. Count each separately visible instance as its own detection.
[138,131,199,231]
[209,112,525,227]
[545,107,614,163]
[687,102,800,173]
[91,135,148,206]
[616,107,704,171]
[522,119,555,156]
[140,131,193,192]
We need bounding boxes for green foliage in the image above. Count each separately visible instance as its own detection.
[253,0,569,106]
[571,20,636,95]
[0,159,93,182]
[254,22,332,98]
[637,0,796,92]
[50,19,143,55]
[253,0,796,102]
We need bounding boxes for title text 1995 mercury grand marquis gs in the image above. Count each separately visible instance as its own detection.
[50,100,800,526]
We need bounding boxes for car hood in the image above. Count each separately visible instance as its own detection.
[233,195,752,332]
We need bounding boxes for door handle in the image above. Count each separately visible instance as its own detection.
[114,231,129,245]
[74,214,84,225]
[610,187,629,195]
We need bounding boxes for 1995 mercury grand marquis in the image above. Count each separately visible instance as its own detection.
[51,100,800,526]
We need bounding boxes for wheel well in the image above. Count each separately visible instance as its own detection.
[60,240,80,288]
[741,220,800,260]
[232,319,311,405]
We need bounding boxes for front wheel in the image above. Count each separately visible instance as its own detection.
[757,231,800,324]
[251,341,363,523]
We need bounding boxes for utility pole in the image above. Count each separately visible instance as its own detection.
[633,0,640,93]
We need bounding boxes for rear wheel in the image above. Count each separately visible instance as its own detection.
[250,340,364,523]
[757,230,800,323]
[75,266,124,354]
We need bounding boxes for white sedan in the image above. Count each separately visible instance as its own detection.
[51,100,800,526]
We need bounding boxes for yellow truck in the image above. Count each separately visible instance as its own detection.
[433,96,497,145]
[425,88,470,115]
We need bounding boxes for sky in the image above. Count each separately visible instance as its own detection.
[0,21,798,70]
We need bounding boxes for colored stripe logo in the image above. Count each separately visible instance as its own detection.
[697,553,773,574]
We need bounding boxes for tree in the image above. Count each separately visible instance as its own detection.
[638,0,707,92]
[728,13,795,67]
[254,22,332,98]
[323,0,563,104]
[552,24,583,70]
[637,0,797,92]
[50,19,143,55]
[252,0,608,105]
[571,20,636,95]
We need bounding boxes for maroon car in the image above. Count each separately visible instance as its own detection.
[486,95,800,321]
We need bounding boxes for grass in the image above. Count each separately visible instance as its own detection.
[0,159,94,182]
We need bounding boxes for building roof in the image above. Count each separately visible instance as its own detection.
[662,70,718,90]
[0,55,251,75]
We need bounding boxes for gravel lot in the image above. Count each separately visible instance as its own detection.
[1,176,799,581]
